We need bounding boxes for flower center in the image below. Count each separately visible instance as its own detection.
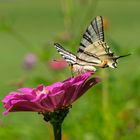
[36,88,49,95]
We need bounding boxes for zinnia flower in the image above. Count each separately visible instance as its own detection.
[2,72,100,115]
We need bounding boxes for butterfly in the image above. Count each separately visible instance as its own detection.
[53,16,130,74]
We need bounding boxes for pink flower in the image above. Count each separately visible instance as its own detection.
[48,59,67,70]
[2,72,100,115]
[23,53,37,70]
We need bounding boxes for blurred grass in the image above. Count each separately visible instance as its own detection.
[0,0,140,140]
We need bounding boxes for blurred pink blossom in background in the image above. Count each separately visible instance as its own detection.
[48,59,67,70]
[23,53,37,70]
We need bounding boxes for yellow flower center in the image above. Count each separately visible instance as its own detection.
[36,88,49,95]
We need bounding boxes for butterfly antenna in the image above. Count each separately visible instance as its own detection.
[115,53,131,60]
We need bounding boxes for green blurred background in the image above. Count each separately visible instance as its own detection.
[0,0,140,140]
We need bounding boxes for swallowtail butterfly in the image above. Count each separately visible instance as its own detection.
[54,16,130,74]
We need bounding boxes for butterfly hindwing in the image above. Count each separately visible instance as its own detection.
[76,41,113,67]
[84,41,112,57]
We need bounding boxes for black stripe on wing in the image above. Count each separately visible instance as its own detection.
[76,56,100,65]
[77,16,104,54]
[54,43,76,64]
[93,16,104,41]
[97,41,113,56]
[92,16,104,42]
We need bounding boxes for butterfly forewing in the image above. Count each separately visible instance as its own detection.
[54,43,76,64]
[77,16,104,55]
[76,16,107,66]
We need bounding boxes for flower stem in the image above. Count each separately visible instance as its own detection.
[43,108,70,140]
[101,69,114,140]
[52,122,62,140]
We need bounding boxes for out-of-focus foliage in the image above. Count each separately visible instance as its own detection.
[0,0,140,140]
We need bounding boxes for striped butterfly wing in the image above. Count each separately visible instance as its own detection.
[54,43,76,65]
[78,41,115,67]
[76,16,114,67]
[78,16,104,53]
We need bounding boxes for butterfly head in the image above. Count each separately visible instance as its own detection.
[105,53,131,69]
[108,60,117,68]
[102,53,131,69]
[102,60,117,68]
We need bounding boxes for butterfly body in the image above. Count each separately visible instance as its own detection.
[72,64,96,74]
[54,16,129,74]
